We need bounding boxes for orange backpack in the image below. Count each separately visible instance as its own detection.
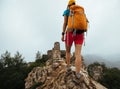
[68,5,88,31]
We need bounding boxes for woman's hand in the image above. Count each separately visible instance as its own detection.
[61,35,65,42]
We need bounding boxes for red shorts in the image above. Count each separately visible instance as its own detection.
[65,32,84,46]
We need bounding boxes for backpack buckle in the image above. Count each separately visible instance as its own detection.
[73,29,76,36]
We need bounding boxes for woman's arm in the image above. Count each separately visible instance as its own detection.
[61,15,68,41]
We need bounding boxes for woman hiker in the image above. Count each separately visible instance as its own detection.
[61,0,86,78]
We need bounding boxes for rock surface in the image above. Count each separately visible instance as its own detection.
[25,59,107,89]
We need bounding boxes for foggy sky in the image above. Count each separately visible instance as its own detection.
[0,0,120,62]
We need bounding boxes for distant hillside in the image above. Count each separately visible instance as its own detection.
[83,54,120,69]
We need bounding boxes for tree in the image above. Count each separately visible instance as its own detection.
[0,51,12,67]
[35,51,48,64]
[35,51,42,62]
[0,51,49,89]
[99,68,120,89]
[0,51,28,89]
[13,51,26,67]
[0,59,3,71]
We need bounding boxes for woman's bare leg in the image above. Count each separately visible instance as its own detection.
[65,44,71,67]
[75,44,82,73]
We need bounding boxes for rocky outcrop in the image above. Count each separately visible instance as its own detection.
[25,59,107,89]
[47,42,65,59]
[88,65,103,81]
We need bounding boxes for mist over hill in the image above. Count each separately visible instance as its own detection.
[83,54,120,69]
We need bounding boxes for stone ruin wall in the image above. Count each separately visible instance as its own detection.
[47,42,65,59]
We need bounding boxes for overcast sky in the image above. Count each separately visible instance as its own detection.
[0,0,120,62]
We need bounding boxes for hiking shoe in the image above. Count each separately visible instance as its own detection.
[75,72,81,79]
